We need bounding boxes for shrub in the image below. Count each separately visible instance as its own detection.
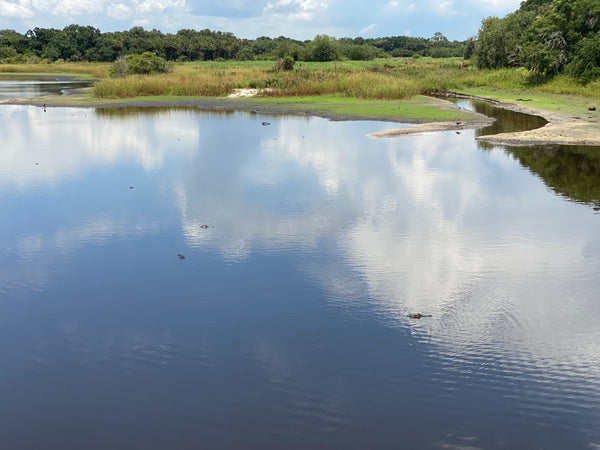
[109,52,173,77]
[274,56,295,71]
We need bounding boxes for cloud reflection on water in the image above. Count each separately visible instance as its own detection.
[1,105,599,377]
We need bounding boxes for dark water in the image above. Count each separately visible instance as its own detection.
[1,89,600,449]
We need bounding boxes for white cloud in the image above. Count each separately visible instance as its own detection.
[359,23,376,35]
[0,0,525,40]
[136,0,184,14]
[435,0,457,16]
[107,3,131,19]
[384,0,415,16]
[54,0,105,15]
[263,0,328,22]
[0,0,34,18]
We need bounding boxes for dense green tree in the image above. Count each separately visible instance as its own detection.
[474,0,600,82]
[302,35,338,62]
[0,24,470,64]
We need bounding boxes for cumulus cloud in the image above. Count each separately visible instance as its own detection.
[1,0,186,21]
[263,0,328,21]
[0,0,34,18]
[0,0,525,40]
[106,3,131,19]
[136,0,184,14]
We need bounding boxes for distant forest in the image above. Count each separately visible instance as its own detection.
[0,26,466,64]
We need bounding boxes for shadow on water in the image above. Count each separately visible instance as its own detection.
[458,98,600,211]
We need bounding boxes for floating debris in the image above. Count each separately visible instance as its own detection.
[177,254,186,260]
[261,121,271,126]
[200,224,209,229]
[407,313,432,319]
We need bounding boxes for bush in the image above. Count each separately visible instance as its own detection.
[109,52,173,77]
[274,56,295,71]
[348,45,376,61]
[568,34,600,83]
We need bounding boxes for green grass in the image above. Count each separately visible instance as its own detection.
[5,58,600,124]
[0,62,110,79]
[458,87,600,121]
[240,94,470,121]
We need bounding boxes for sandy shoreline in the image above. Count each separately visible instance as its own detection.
[370,93,600,146]
[472,98,600,146]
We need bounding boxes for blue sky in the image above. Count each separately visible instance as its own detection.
[0,0,522,40]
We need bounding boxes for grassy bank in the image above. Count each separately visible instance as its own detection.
[0,62,110,79]
[90,58,600,100]
[3,58,600,125]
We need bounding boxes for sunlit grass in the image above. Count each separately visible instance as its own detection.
[0,62,110,79]
[5,58,599,105]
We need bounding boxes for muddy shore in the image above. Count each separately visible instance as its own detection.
[2,83,599,146]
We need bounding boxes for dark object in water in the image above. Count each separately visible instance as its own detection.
[261,121,271,126]
[177,254,186,260]
[589,107,596,111]
[200,224,209,229]
[407,313,432,319]
[129,186,134,189]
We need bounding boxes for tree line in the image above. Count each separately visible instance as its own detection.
[0,25,466,64]
[473,0,600,82]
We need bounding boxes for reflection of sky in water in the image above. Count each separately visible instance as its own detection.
[1,105,599,447]
[0,79,93,101]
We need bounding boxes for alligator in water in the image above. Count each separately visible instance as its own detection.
[407,313,432,319]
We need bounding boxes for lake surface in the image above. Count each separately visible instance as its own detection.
[0,77,92,101]
[1,83,600,449]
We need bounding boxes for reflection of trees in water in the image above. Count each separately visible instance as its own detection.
[95,106,237,118]
[504,145,600,210]
[471,100,547,137]
[464,99,600,210]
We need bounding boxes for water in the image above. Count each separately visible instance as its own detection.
[1,83,600,449]
[0,77,93,101]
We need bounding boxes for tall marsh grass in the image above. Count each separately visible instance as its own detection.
[0,62,109,79]
[89,57,600,101]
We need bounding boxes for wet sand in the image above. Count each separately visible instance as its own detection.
[370,94,600,146]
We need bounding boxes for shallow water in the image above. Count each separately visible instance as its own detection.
[0,77,92,101]
[1,86,600,449]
